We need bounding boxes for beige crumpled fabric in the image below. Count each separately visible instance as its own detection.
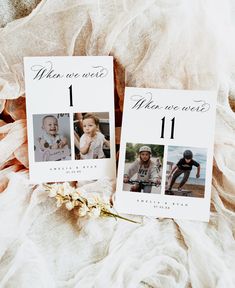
[0,0,235,287]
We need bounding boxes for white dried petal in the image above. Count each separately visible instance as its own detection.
[65,201,75,211]
[48,187,58,197]
[56,198,63,208]
[89,207,101,218]
[71,192,80,200]
[87,197,97,207]
[78,204,89,217]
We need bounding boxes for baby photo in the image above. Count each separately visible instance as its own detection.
[165,146,207,198]
[33,114,71,162]
[73,112,110,160]
[123,143,164,193]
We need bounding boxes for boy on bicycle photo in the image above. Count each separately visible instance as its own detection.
[123,145,161,193]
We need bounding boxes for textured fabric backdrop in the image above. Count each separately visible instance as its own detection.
[0,1,235,287]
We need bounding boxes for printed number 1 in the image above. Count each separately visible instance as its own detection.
[160,117,175,139]
[69,85,73,107]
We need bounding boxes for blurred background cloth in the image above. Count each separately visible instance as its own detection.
[0,1,235,287]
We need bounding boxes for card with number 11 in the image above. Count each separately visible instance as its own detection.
[115,87,217,221]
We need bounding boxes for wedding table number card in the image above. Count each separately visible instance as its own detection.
[24,56,116,183]
[115,87,217,221]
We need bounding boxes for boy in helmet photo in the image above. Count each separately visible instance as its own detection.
[167,149,200,193]
[123,145,162,193]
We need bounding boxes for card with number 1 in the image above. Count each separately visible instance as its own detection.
[24,56,116,183]
[115,87,217,221]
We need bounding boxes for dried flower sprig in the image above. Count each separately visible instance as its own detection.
[44,182,139,224]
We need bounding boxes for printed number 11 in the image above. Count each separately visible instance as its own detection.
[69,85,73,107]
[160,117,175,139]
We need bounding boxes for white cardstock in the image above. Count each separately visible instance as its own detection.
[115,87,217,221]
[24,56,116,183]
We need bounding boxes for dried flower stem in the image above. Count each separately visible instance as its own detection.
[43,182,140,224]
[101,210,141,224]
